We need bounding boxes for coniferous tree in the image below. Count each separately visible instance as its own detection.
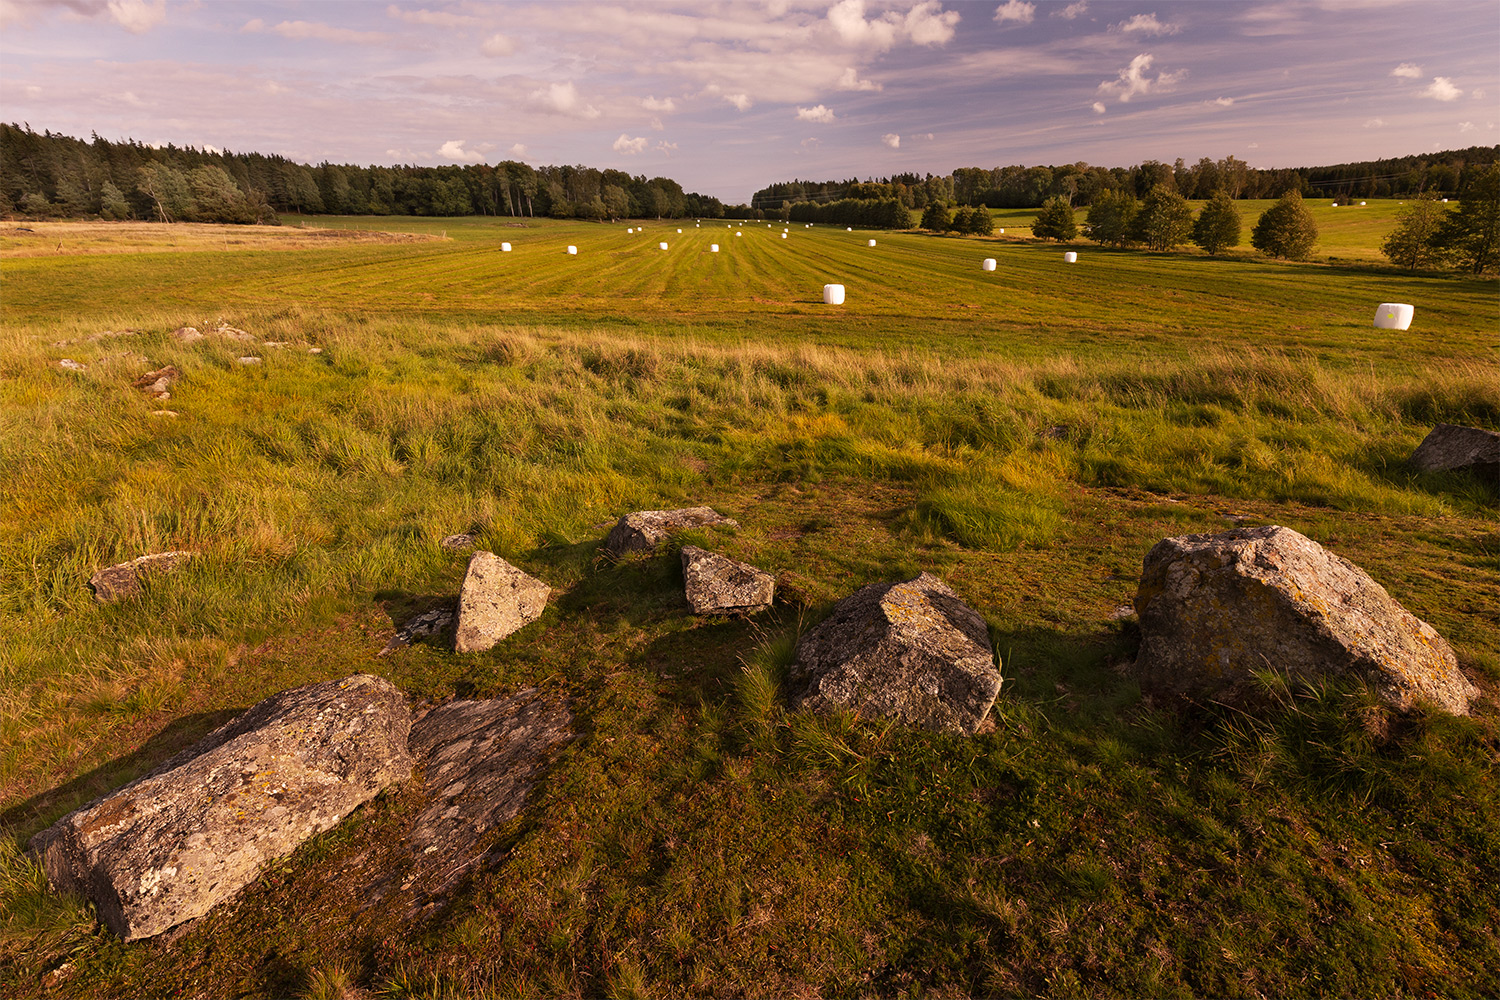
[920,201,951,232]
[1250,190,1319,260]
[1192,190,1242,255]
[1031,196,1078,241]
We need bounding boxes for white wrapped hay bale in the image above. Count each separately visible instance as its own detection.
[659,242,669,250]
[1373,303,1415,330]
[1064,251,1077,263]
[867,239,876,247]
[781,233,787,239]
[998,228,1004,234]
[846,227,852,232]
[823,284,846,305]
[501,242,511,252]
[736,232,742,237]
[567,246,578,255]
[982,258,996,271]
[677,228,682,233]
[711,244,719,252]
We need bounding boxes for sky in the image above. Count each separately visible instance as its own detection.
[1,0,1497,202]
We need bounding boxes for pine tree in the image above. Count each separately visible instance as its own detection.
[1032,196,1078,241]
[1380,196,1448,269]
[920,201,951,232]
[1129,185,1194,251]
[1192,190,1242,255]
[968,205,995,236]
[1250,190,1318,260]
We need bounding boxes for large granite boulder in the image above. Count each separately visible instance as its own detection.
[681,545,774,614]
[30,674,412,940]
[88,550,195,604]
[1133,525,1476,715]
[403,690,573,902]
[1409,424,1499,481]
[603,506,737,559]
[788,573,1000,734]
[454,551,550,653]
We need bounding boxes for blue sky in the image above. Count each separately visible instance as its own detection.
[2,0,1496,201]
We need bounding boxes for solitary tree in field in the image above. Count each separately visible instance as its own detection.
[1032,196,1078,241]
[1432,164,1500,274]
[1129,185,1194,251]
[967,205,995,236]
[1192,190,1242,255]
[920,201,951,232]
[1250,190,1318,260]
[1380,196,1448,269]
[1085,190,1137,247]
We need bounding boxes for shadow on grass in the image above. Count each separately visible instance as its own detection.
[0,708,246,845]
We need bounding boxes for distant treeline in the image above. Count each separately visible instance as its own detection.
[0,123,743,224]
[752,147,1500,213]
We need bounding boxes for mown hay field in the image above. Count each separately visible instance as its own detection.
[1,215,1496,998]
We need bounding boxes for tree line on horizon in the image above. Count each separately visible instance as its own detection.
[2,122,1495,240]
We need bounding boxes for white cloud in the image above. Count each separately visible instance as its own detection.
[796,104,836,123]
[1459,121,1477,133]
[1092,101,1106,114]
[1210,97,1234,107]
[994,0,1035,25]
[107,0,164,34]
[656,141,678,154]
[1113,13,1178,36]
[1097,53,1183,103]
[837,67,881,91]
[882,133,900,148]
[1056,1,1088,19]
[529,81,600,118]
[828,0,898,49]
[1390,63,1422,79]
[508,143,528,158]
[438,139,484,162]
[259,20,390,45]
[905,0,960,45]
[649,116,664,130]
[387,5,477,28]
[481,33,515,57]
[204,144,222,155]
[1422,76,1462,101]
[642,96,676,112]
[1364,118,1385,128]
[801,137,821,149]
[612,134,648,154]
[724,93,752,111]
[23,84,42,97]
[117,89,145,106]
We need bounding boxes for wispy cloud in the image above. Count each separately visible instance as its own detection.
[1097,53,1184,104]
[723,93,752,111]
[1364,118,1385,127]
[994,1,1035,26]
[480,33,515,57]
[386,5,477,28]
[529,81,599,118]
[1422,76,1462,101]
[612,133,648,154]
[642,96,675,112]
[1112,13,1179,36]
[1055,2,1088,20]
[837,67,881,91]
[1209,97,1235,107]
[796,104,836,123]
[244,19,391,45]
[107,0,165,34]
[1390,62,1422,79]
[882,132,900,148]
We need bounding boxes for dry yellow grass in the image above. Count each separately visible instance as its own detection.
[0,221,440,258]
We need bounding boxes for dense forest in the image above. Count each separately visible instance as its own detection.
[3,123,1496,230]
[751,147,1500,213]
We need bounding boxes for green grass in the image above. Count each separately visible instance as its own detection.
[1,216,1496,997]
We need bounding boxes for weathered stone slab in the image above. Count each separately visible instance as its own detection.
[680,545,774,614]
[132,365,180,399]
[30,674,412,940]
[1409,424,1499,481]
[454,551,550,653]
[788,573,1000,734]
[402,690,572,901]
[1133,525,1476,715]
[440,533,477,552]
[603,506,737,558]
[88,550,195,604]
[379,607,456,656]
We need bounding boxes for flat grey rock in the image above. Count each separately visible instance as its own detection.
[788,573,1000,735]
[88,551,195,604]
[30,674,412,940]
[440,533,477,552]
[1409,424,1499,481]
[1133,525,1476,715]
[603,507,737,558]
[454,552,550,653]
[680,545,774,614]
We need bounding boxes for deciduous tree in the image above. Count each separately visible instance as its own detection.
[1380,196,1447,269]
[1031,196,1078,241]
[1250,190,1318,260]
[1192,190,1242,255]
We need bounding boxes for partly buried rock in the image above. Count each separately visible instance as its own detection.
[440,533,478,552]
[788,573,1000,735]
[88,550,195,604]
[1133,525,1476,715]
[681,545,774,614]
[132,365,180,399]
[1409,424,1499,481]
[379,607,456,656]
[171,326,204,344]
[604,506,737,558]
[454,552,550,653]
[403,690,572,901]
[30,674,412,941]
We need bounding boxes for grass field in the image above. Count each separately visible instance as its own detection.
[1,213,1496,998]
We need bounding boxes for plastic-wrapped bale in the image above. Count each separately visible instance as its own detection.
[677,228,682,233]
[501,242,512,252]
[1064,251,1078,263]
[982,258,996,271]
[711,244,720,252]
[781,233,787,239]
[659,242,669,250]
[567,246,577,255]
[1374,303,1414,330]
[867,239,877,247]
[823,284,846,305]
[998,228,1005,234]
